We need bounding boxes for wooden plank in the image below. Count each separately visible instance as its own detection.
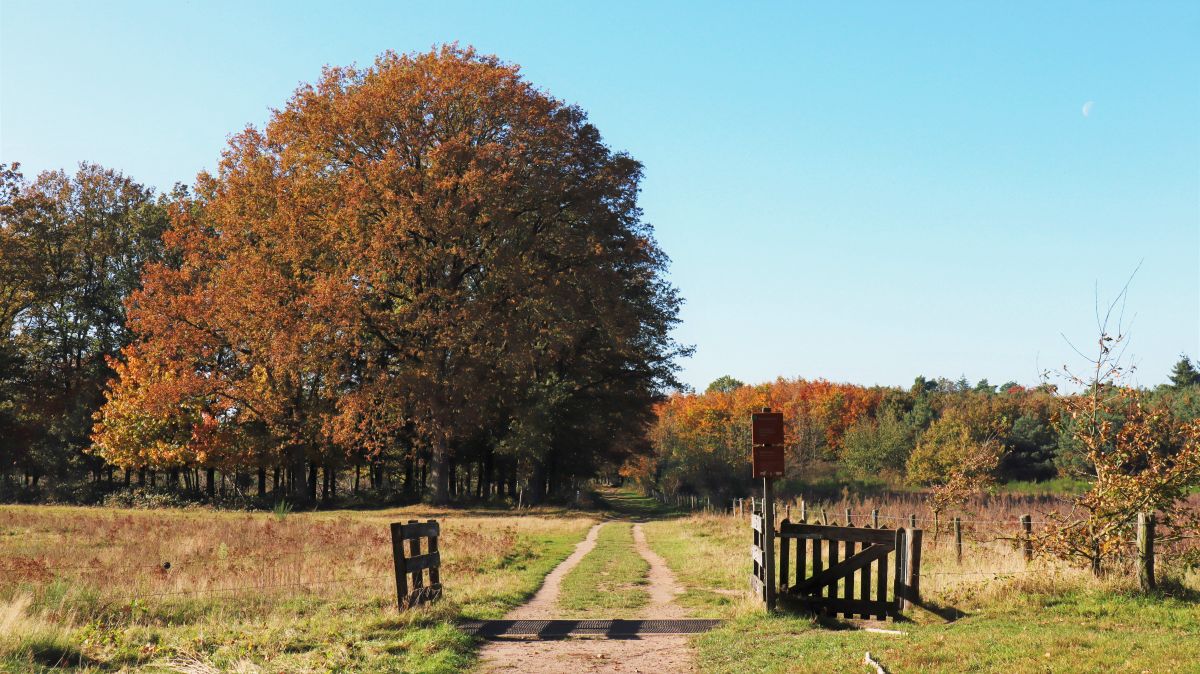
[875,546,887,618]
[860,544,872,616]
[404,551,441,572]
[396,521,440,540]
[750,544,764,567]
[428,531,441,587]
[751,514,764,533]
[390,522,408,612]
[794,543,890,594]
[827,535,839,599]
[797,533,807,594]
[779,522,898,545]
[779,528,790,594]
[893,529,906,611]
[408,523,424,590]
[749,573,765,598]
[844,539,856,601]
[811,537,823,594]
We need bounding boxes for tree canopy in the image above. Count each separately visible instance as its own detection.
[91,46,687,504]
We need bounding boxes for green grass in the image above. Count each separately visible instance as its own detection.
[557,521,650,617]
[696,589,1200,673]
[594,488,679,519]
[642,514,747,618]
[641,512,1200,673]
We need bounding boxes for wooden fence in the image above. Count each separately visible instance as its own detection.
[389,519,442,610]
[738,498,1163,592]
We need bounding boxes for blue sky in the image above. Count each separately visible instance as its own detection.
[3,1,1197,391]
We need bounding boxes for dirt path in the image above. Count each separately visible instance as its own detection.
[507,521,605,620]
[631,523,687,619]
[478,521,698,673]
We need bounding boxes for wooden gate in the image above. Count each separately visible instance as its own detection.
[389,519,443,610]
[775,520,921,620]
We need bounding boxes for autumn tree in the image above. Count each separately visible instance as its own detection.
[94,46,686,504]
[0,163,170,487]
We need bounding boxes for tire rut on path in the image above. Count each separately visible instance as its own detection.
[478,520,698,673]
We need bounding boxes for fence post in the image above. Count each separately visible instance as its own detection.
[933,511,940,542]
[763,478,776,611]
[1137,512,1155,591]
[821,509,829,526]
[953,517,962,565]
[871,509,879,529]
[907,527,923,607]
[909,514,917,530]
[1020,514,1033,562]
[845,508,853,526]
[800,499,807,523]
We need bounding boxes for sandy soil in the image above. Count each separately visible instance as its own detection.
[478,521,698,673]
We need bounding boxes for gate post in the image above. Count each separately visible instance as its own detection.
[763,477,776,610]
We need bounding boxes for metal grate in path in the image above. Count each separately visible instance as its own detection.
[460,619,723,639]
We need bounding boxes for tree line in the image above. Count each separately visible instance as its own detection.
[628,363,1200,503]
[0,46,687,506]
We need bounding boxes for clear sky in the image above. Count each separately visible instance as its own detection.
[3,1,1198,392]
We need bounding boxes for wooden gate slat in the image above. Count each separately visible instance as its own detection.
[875,547,888,619]
[792,544,891,594]
[827,537,839,599]
[779,521,790,593]
[845,539,856,601]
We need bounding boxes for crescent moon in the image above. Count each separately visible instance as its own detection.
[1082,101,1094,117]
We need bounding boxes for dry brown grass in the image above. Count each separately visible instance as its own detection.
[0,504,595,672]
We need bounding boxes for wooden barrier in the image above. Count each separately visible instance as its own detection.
[774,521,921,620]
[390,519,442,610]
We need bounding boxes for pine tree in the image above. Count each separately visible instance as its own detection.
[1168,354,1200,388]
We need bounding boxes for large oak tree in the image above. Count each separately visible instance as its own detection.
[94,46,686,503]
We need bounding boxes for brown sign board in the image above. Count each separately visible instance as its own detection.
[752,412,784,446]
[752,444,785,478]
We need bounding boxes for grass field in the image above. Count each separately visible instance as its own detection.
[3,491,1198,672]
[643,509,1200,673]
[0,504,595,673]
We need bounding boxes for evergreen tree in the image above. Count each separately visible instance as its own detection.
[1168,354,1200,389]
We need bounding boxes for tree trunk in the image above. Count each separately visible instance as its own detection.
[257,468,266,497]
[307,462,318,503]
[508,459,518,498]
[404,453,414,496]
[288,447,310,504]
[430,433,450,505]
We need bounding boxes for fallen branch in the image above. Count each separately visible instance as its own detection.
[864,651,888,674]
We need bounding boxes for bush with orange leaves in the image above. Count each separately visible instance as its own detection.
[1037,331,1200,576]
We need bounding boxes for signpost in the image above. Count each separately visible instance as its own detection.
[751,408,785,610]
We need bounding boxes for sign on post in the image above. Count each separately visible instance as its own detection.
[752,411,784,446]
[750,407,785,611]
[751,411,785,479]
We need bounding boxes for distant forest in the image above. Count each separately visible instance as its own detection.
[627,365,1200,502]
